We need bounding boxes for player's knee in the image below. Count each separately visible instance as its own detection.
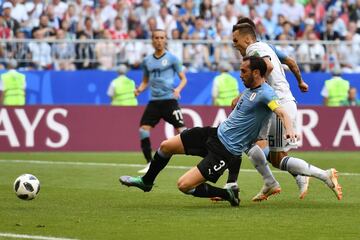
[159,139,174,155]
[177,178,192,193]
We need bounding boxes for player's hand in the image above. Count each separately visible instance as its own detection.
[298,81,309,92]
[173,89,181,99]
[231,96,240,110]
[284,132,299,145]
[134,88,141,96]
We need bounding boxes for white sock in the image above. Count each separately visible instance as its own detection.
[247,145,277,185]
[280,157,327,181]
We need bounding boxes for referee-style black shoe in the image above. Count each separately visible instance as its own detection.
[226,187,240,207]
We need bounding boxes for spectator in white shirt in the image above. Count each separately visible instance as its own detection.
[10,0,29,27]
[98,0,117,28]
[219,4,237,36]
[135,0,159,27]
[25,0,44,29]
[51,0,68,19]
[281,0,305,30]
[297,31,325,72]
[156,5,176,38]
[28,29,52,69]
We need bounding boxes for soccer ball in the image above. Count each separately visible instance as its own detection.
[13,174,40,200]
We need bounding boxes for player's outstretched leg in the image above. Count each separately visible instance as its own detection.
[279,156,342,200]
[120,135,182,192]
[119,149,172,191]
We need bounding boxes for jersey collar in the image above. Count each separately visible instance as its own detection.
[153,52,167,60]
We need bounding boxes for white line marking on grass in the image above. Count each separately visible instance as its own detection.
[0,159,359,176]
[0,232,78,240]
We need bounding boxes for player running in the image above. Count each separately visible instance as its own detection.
[136,29,187,173]
[231,23,342,201]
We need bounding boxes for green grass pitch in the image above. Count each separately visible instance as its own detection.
[0,152,359,240]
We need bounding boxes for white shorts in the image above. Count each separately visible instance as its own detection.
[258,100,298,152]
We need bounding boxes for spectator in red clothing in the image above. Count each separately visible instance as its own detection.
[109,16,129,40]
[2,2,20,35]
[304,0,325,24]
[0,16,11,39]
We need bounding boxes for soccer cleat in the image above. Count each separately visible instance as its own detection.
[224,182,238,190]
[325,168,343,200]
[137,163,151,173]
[210,182,239,202]
[226,187,240,207]
[119,176,153,192]
[252,181,281,202]
[295,175,310,200]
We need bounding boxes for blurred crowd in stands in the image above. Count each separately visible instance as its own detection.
[0,0,360,72]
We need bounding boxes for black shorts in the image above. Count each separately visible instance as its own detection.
[180,127,240,183]
[140,99,185,128]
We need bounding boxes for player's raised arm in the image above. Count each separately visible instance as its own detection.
[270,44,308,93]
[262,56,274,77]
[282,56,308,92]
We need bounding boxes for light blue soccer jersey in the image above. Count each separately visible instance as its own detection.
[217,83,280,155]
[142,51,182,100]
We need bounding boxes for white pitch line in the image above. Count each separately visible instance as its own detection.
[0,159,359,176]
[0,232,78,240]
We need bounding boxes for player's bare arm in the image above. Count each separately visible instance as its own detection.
[262,57,273,77]
[173,71,187,99]
[273,106,298,142]
[135,75,149,96]
[283,57,309,92]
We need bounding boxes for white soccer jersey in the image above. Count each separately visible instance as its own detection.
[246,42,295,102]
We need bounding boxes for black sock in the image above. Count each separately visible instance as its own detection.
[141,137,152,163]
[227,156,242,183]
[142,151,171,185]
[191,183,229,200]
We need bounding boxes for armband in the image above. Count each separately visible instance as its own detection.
[268,100,280,111]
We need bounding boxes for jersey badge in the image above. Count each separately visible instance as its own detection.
[249,92,257,101]
[162,59,168,66]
